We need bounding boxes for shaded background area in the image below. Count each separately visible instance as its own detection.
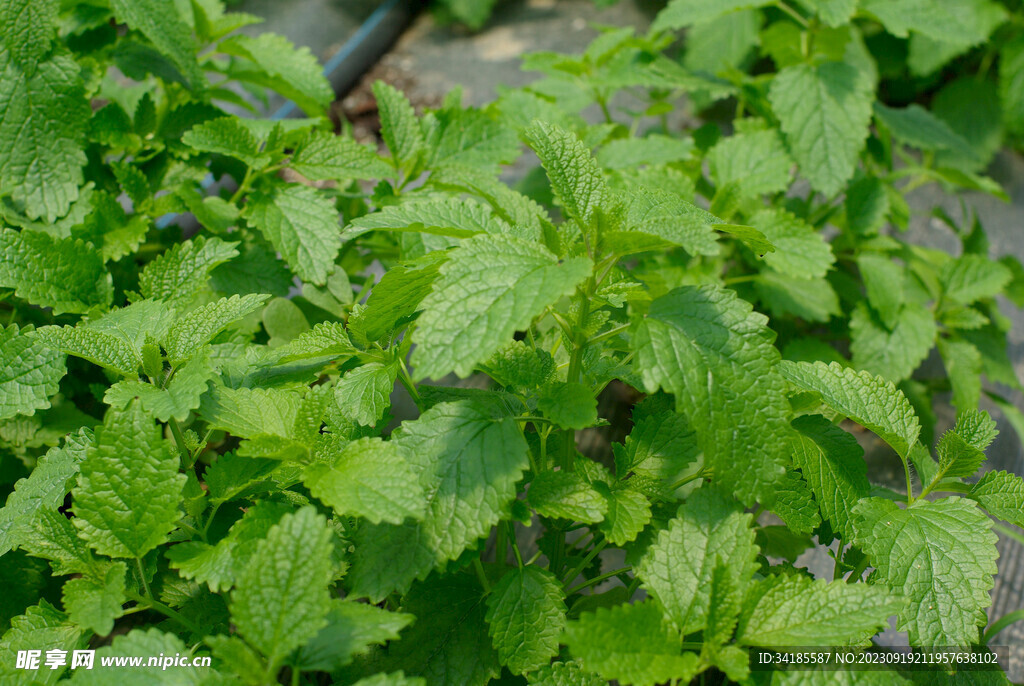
[239,0,1024,677]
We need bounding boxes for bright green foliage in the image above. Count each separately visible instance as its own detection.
[736,575,902,645]
[290,131,392,180]
[138,237,239,307]
[653,0,772,30]
[105,348,214,422]
[109,0,203,89]
[850,302,936,382]
[537,381,597,430]
[970,470,1024,527]
[597,485,651,545]
[182,117,269,169]
[62,562,126,635]
[292,600,414,672]
[564,601,700,686]
[71,628,211,684]
[72,404,184,559]
[0,230,112,314]
[0,602,83,684]
[411,235,591,380]
[854,497,998,646]
[218,33,333,115]
[485,566,566,674]
[0,325,65,421]
[231,506,334,666]
[374,81,426,173]
[164,294,269,364]
[751,209,834,278]
[637,487,758,634]
[528,470,608,523]
[635,285,791,504]
[769,61,873,195]
[348,197,507,238]
[334,362,398,426]
[940,254,1013,305]
[524,121,607,229]
[708,129,793,199]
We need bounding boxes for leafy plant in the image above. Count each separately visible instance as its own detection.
[0,0,1022,685]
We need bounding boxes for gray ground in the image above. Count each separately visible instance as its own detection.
[244,0,1024,678]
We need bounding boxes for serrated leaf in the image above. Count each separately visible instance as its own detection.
[104,348,214,422]
[652,0,772,30]
[769,61,873,196]
[606,185,720,257]
[969,470,1024,528]
[348,402,529,601]
[0,601,83,685]
[0,51,90,221]
[483,340,556,390]
[0,0,57,68]
[182,117,268,168]
[485,566,566,674]
[0,325,65,421]
[846,177,889,235]
[347,253,444,346]
[412,234,591,380]
[373,81,426,172]
[931,410,996,482]
[352,674,425,686]
[527,661,604,686]
[347,197,509,239]
[708,129,793,199]
[292,600,414,672]
[199,383,301,439]
[306,437,424,524]
[597,135,694,169]
[426,105,521,172]
[529,470,608,523]
[0,430,88,556]
[72,404,185,558]
[69,628,210,684]
[524,120,607,228]
[596,485,651,545]
[634,285,791,504]
[736,575,901,645]
[564,601,700,686]
[537,381,597,430]
[637,487,758,634]
[772,470,822,536]
[62,562,127,636]
[939,254,1012,305]
[0,229,112,314]
[219,33,333,116]
[244,184,340,286]
[854,497,997,646]
[277,321,356,362]
[109,0,203,89]
[139,236,239,307]
[333,362,397,427]
[231,506,334,664]
[752,209,834,278]
[873,103,978,160]
[860,0,1006,46]
[164,294,269,365]
[755,271,840,323]
[1000,35,1024,136]
[857,253,904,329]
[850,302,936,382]
[791,415,869,542]
[779,361,920,460]
[290,130,392,180]
[390,574,499,686]
[615,403,700,482]
[21,507,99,576]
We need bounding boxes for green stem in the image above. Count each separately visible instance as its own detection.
[126,588,204,637]
[291,666,301,686]
[983,608,1024,644]
[597,97,613,124]
[496,522,508,568]
[723,274,759,286]
[396,355,422,407]
[562,537,608,587]
[168,418,191,467]
[507,522,524,568]
[586,323,631,347]
[846,556,870,584]
[136,558,153,600]
[903,457,915,503]
[228,167,256,204]
[566,566,632,595]
[473,558,491,594]
[994,523,1024,547]
[775,0,810,27]
[667,467,710,492]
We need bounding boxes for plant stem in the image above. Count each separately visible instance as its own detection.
[562,537,607,587]
[126,588,204,637]
[994,523,1024,547]
[566,566,632,595]
[983,609,1024,644]
[846,556,870,584]
[496,522,507,567]
[903,457,915,503]
[168,418,191,467]
[775,0,810,27]
[507,522,524,568]
[396,355,421,407]
[228,167,255,204]
[473,558,491,594]
[585,322,631,347]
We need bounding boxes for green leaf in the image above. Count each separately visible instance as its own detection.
[708,129,793,200]
[652,0,772,30]
[527,661,604,686]
[389,574,499,686]
[373,81,426,172]
[596,135,694,169]
[799,0,857,26]
[636,487,758,634]
[412,234,591,380]
[62,562,127,636]
[290,130,392,180]
[769,61,873,196]
[755,271,840,323]
[564,601,700,686]
[0,0,57,68]
[69,628,211,684]
[182,117,268,168]
[22,507,101,576]
[72,404,184,558]
[219,33,333,116]
[351,674,425,686]
[683,9,761,76]
[932,410,996,481]
[291,600,414,672]
[164,294,269,365]
[347,253,444,345]
[347,197,509,239]
[772,470,822,536]
[634,285,791,504]
[334,362,398,427]
[485,566,566,674]
[528,470,608,523]
[0,602,83,685]
[860,0,1006,45]
[736,574,901,645]
[199,384,301,439]
[614,406,699,482]
[791,415,869,542]
[244,185,341,286]
[231,506,334,664]
[104,348,215,422]
[0,51,90,221]
[872,103,977,159]
[845,177,889,235]
[0,325,65,421]
[306,437,425,524]
[751,209,834,279]
[854,497,997,646]
[779,361,920,460]
[969,470,1024,527]
[0,230,112,314]
[850,302,936,382]
[606,185,720,257]
[857,253,904,329]
[940,254,1012,305]
[596,485,652,545]
[483,340,556,390]
[1000,35,1024,136]
[0,430,88,556]
[348,402,529,601]
[109,0,203,89]
[277,321,356,362]
[537,381,597,430]
[524,120,607,227]
[138,236,239,307]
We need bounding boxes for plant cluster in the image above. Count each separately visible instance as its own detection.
[1,0,1023,685]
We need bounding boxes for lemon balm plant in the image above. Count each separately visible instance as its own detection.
[0,0,1023,685]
